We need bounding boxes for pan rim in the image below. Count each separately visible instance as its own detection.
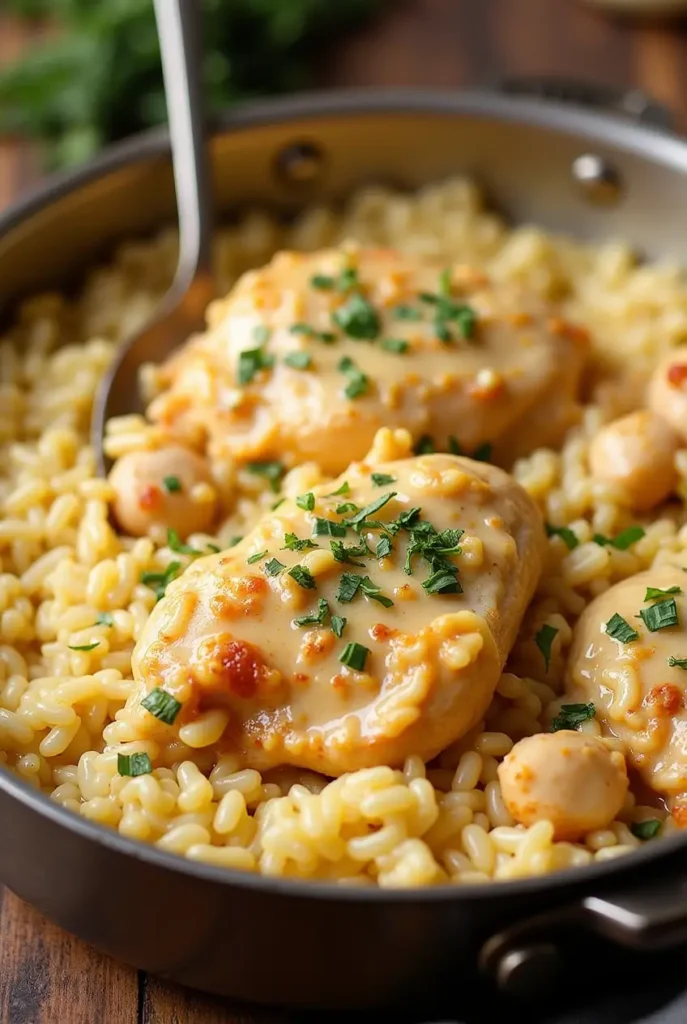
[2,84,687,905]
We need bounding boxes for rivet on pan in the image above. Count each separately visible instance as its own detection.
[572,153,622,206]
[494,943,562,998]
[274,141,325,187]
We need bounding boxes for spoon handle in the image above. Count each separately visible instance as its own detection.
[153,0,213,283]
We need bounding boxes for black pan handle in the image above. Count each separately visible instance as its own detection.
[494,75,674,131]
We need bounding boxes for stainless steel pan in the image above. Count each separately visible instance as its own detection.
[2,85,687,1014]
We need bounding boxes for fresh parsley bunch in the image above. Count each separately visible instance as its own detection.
[0,0,386,169]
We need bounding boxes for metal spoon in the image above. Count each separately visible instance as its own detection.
[92,0,215,474]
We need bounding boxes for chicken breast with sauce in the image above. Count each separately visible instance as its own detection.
[130,451,545,776]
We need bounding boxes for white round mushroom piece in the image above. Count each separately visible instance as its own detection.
[588,409,678,511]
[497,730,629,840]
[109,445,217,538]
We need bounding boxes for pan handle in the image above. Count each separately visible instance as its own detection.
[494,75,673,131]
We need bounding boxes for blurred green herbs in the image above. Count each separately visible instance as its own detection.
[0,0,386,169]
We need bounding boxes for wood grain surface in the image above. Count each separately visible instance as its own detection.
[2,0,687,1021]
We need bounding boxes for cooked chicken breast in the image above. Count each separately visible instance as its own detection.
[566,566,687,814]
[130,450,545,776]
[146,247,586,474]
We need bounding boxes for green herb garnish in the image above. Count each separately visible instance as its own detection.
[293,598,330,628]
[313,518,347,538]
[288,565,316,589]
[371,473,397,487]
[252,325,271,346]
[639,599,679,632]
[414,435,435,455]
[337,573,364,603]
[551,702,596,732]
[140,688,182,725]
[289,323,336,343]
[326,481,350,497]
[68,641,99,652]
[333,293,381,340]
[645,586,682,601]
[264,558,286,576]
[335,502,359,515]
[141,561,182,602]
[381,338,409,354]
[344,491,397,527]
[117,752,152,778]
[310,274,335,290]
[593,526,646,550]
[376,536,393,559]
[631,819,661,840]
[337,355,369,399]
[246,550,268,564]
[422,568,462,595]
[331,615,346,638]
[669,656,687,669]
[339,641,370,671]
[392,304,422,321]
[545,523,579,550]
[472,442,493,463]
[296,492,315,512]
[95,612,114,627]
[282,533,318,552]
[605,613,639,643]
[162,475,181,494]
[330,539,369,566]
[246,460,284,493]
[284,351,313,370]
[535,624,558,672]
[238,347,274,386]
[167,528,201,557]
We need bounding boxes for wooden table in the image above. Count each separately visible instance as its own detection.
[2,1,687,1020]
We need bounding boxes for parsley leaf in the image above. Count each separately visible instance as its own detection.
[296,492,315,512]
[246,460,284,493]
[310,274,335,290]
[117,752,152,777]
[288,565,316,589]
[371,473,397,487]
[337,572,363,603]
[376,535,393,559]
[330,539,369,566]
[94,612,114,627]
[246,550,268,564]
[551,702,596,732]
[331,615,346,638]
[238,347,274,385]
[167,528,201,557]
[293,598,330,627]
[141,561,182,602]
[339,641,370,671]
[631,819,662,840]
[290,323,336,343]
[546,523,579,550]
[605,613,639,643]
[344,491,397,527]
[140,688,182,724]
[380,338,409,354]
[645,586,681,601]
[162,475,181,494]
[313,517,347,537]
[639,599,679,632]
[337,355,369,399]
[282,533,318,552]
[264,557,286,576]
[333,293,381,340]
[326,481,350,497]
[392,304,422,321]
[668,656,687,669]
[414,435,435,455]
[284,351,312,370]
[535,624,558,672]
[68,641,99,651]
[593,526,646,550]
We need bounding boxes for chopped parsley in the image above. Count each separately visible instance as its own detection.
[289,323,336,343]
[605,613,639,643]
[338,267,359,291]
[264,557,286,576]
[252,325,271,346]
[331,615,346,638]
[333,293,381,340]
[422,568,463,595]
[344,491,397,527]
[380,338,409,354]
[162,475,181,494]
[359,576,394,607]
[551,702,596,732]
[288,565,316,589]
[296,492,315,512]
[337,355,369,399]
[545,523,579,550]
[376,535,393,559]
[371,473,397,487]
[117,752,152,777]
[330,539,368,566]
[282,533,318,552]
[668,656,687,669]
[639,598,679,632]
[414,435,435,455]
[310,273,335,289]
[238,346,274,386]
[419,279,477,342]
[337,572,364,603]
[326,481,350,497]
[140,687,182,725]
[68,641,99,651]
[227,536,243,548]
[246,550,268,564]
[284,351,312,370]
[94,612,114,627]
[167,528,201,557]
[293,598,330,628]
[141,561,182,602]
[313,517,347,537]
[335,502,359,515]
[392,304,422,321]
[593,526,646,550]
[535,624,558,672]
[645,585,681,601]
[471,442,493,463]
[246,460,284,493]
[206,542,222,553]
[339,641,370,671]
[631,819,661,841]
[403,523,463,580]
